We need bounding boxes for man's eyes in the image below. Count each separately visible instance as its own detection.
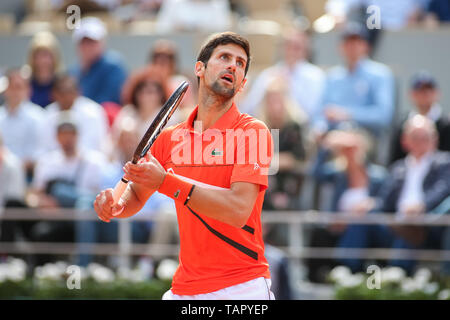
[219,55,245,68]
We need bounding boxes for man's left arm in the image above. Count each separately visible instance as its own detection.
[424,162,450,213]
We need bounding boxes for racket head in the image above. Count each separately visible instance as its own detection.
[131,81,189,163]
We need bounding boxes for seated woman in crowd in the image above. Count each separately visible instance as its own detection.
[114,70,174,138]
[256,80,311,247]
[258,80,311,211]
[27,31,62,108]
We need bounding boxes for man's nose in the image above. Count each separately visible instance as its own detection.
[227,62,237,72]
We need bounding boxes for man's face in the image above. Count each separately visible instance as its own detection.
[4,73,29,106]
[402,126,436,158]
[52,80,78,111]
[57,129,77,155]
[410,86,439,113]
[77,37,104,67]
[283,34,307,65]
[33,48,55,73]
[197,43,247,99]
[340,36,368,64]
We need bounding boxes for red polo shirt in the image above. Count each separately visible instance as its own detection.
[149,103,273,295]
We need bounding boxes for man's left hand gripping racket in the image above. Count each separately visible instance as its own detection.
[112,81,189,206]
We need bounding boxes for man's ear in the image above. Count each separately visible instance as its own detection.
[195,61,205,78]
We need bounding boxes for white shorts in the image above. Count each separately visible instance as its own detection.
[162,277,275,300]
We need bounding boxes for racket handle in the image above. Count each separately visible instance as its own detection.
[112,178,128,205]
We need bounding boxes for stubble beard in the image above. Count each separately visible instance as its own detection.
[210,79,236,100]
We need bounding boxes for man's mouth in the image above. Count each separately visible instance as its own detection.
[221,73,234,84]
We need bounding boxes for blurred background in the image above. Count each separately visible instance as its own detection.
[0,0,450,300]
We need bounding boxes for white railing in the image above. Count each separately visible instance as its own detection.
[1,208,450,268]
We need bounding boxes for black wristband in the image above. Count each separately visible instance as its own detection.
[183,185,196,206]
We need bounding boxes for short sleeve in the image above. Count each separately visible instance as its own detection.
[230,121,273,190]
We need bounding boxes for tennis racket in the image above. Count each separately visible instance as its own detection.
[112,80,189,205]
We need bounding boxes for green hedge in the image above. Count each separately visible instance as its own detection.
[0,278,171,300]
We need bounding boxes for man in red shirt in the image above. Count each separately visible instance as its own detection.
[94,32,275,299]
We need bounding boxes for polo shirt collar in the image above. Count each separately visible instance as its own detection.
[186,102,241,132]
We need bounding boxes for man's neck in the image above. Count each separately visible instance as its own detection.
[63,149,77,159]
[196,86,233,131]
[82,54,102,72]
[6,100,23,113]
[346,57,365,73]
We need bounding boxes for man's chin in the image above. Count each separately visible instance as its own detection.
[211,82,236,99]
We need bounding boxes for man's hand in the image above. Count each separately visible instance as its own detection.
[402,203,426,218]
[122,154,166,190]
[324,105,350,123]
[94,188,125,222]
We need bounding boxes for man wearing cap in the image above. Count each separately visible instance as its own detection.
[70,17,127,105]
[390,71,450,164]
[315,23,395,137]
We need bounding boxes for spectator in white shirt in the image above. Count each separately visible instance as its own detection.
[156,0,232,33]
[325,0,428,30]
[28,120,105,265]
[0,134,26,209]
[241,29,325,125]
[40,74,109,154]
[0,68,45,179]
[0,134,28,250]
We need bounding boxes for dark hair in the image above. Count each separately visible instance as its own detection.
[131,79,166,109]
[52,73,78,92]
[57,121,77,133]
[196,32,251,83]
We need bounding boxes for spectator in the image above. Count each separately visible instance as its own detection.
[337,115,450,274]
[241,29,325,124]
[0,68,45,178]
[27,31,62,108]
[156,0,232,33]
[424,0,450,25]
[0,134,29,256]
[121,39,195,120]
[307,125,387,282]
[115,73,174,138]
[312,126,387,213]
[40,74,109,154]
[316,23,395,137]
[325,0,429,30]
[259,80,310,211]
[390,71,450,164]
[70,17,127,105]
[28,120,105,265]
[0,134,26,209]
[76,119,174,267]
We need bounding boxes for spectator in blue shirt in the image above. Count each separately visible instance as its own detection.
[316,23,395,137]
[70,17,127,105]
[426,0,450,22]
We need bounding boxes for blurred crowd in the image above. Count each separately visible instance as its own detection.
[0,1,450,294]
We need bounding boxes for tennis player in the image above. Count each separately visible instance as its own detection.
[94,32,275,300]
